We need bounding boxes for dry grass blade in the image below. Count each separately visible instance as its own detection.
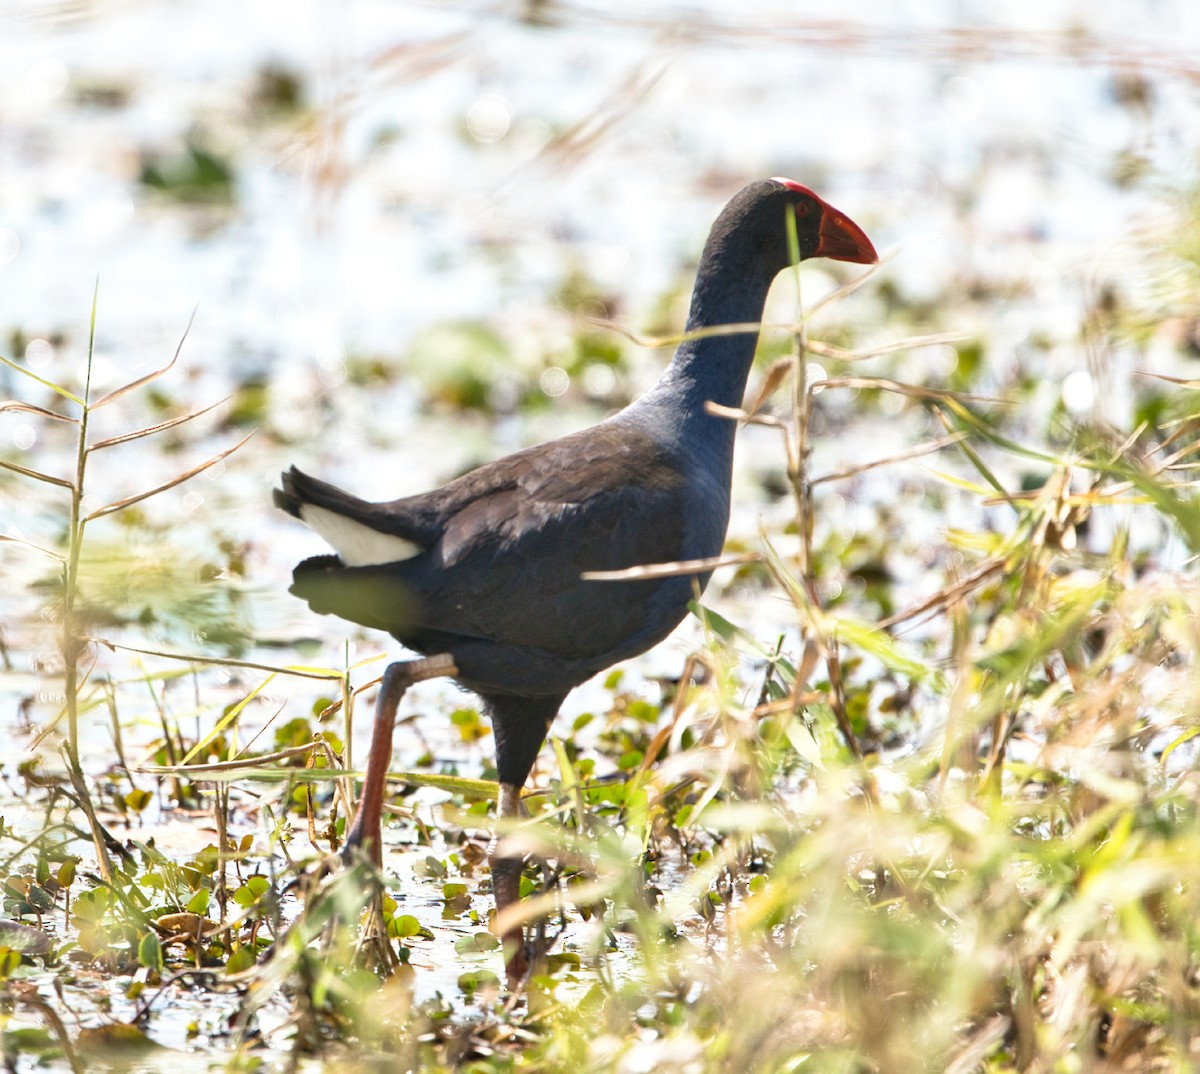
[876,556,1008,631]
[806,330,970,364]
[1158,426,1200,460]
[746,356,796,415]
[0,457,75,489]
[88,395,231,452]
[805,340,874,362]
[750,691,824,719]
[12,989,83,1074]
[593,313,907,352]
[705,400,789,430]
[137,759,497,801]
[943,1016,1011,1074]
[1134,369,1200,389]
[28,645,99,753]
[1159,441,1200,473]
[591,317,791,350]
[368,30,471,83]
[135,741,327,777]
[312,671,388,721]
[594,261,883,352]
[91,306,195,410]
[582,551,760,581]
[530,10,1200,78]
[802,256,887,318]
[980,484,1123,509]
[83,430,253,521]
[530,62,664,174]
[96,639,353,680]
[0,534,65,562]
[0,400,78,422]
[1107,419,1148,459]
[812,432,965,485]
[815,375,1008,407]
[492,876,618,940]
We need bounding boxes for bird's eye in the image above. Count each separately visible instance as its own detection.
[793,202,811,216]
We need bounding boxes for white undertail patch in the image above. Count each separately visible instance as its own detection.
[298,504,422,567]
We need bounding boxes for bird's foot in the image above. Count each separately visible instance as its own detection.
[503,929,529,992]
[501,927,550,992]
[340,811,378,868]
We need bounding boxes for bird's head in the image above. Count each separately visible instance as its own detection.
[705,178,878,277]
[767,177,878,265]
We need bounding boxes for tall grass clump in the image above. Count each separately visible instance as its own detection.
[3,297,251,875]
[0,298,411,1062]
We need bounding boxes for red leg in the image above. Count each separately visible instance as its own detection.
[343,655,455,865]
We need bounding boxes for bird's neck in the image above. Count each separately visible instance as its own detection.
[642,255,776,424]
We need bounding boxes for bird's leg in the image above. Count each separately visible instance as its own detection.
[485,695,562,990]
[343,654,456,865]
[491,781,530,989]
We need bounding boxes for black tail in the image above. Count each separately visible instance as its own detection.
[273,466,431,545]
[273,466,370,520]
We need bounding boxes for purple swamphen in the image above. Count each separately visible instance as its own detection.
[274,178,877,986]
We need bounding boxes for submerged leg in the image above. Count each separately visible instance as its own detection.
[343,654,456,865]
[485,692,565,990]
[491,781,528,988]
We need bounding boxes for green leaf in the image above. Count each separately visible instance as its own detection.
[71,888,110,924]
[226,944,256,974]
[830,614,943,690]
[454,932,500,954]
[458,969,501,994]
[138,931,163,972]
[785,717,826,770]
[392,914,422,938]
[124,788,152,812]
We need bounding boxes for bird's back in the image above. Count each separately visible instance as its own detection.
[285,415,720,695]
